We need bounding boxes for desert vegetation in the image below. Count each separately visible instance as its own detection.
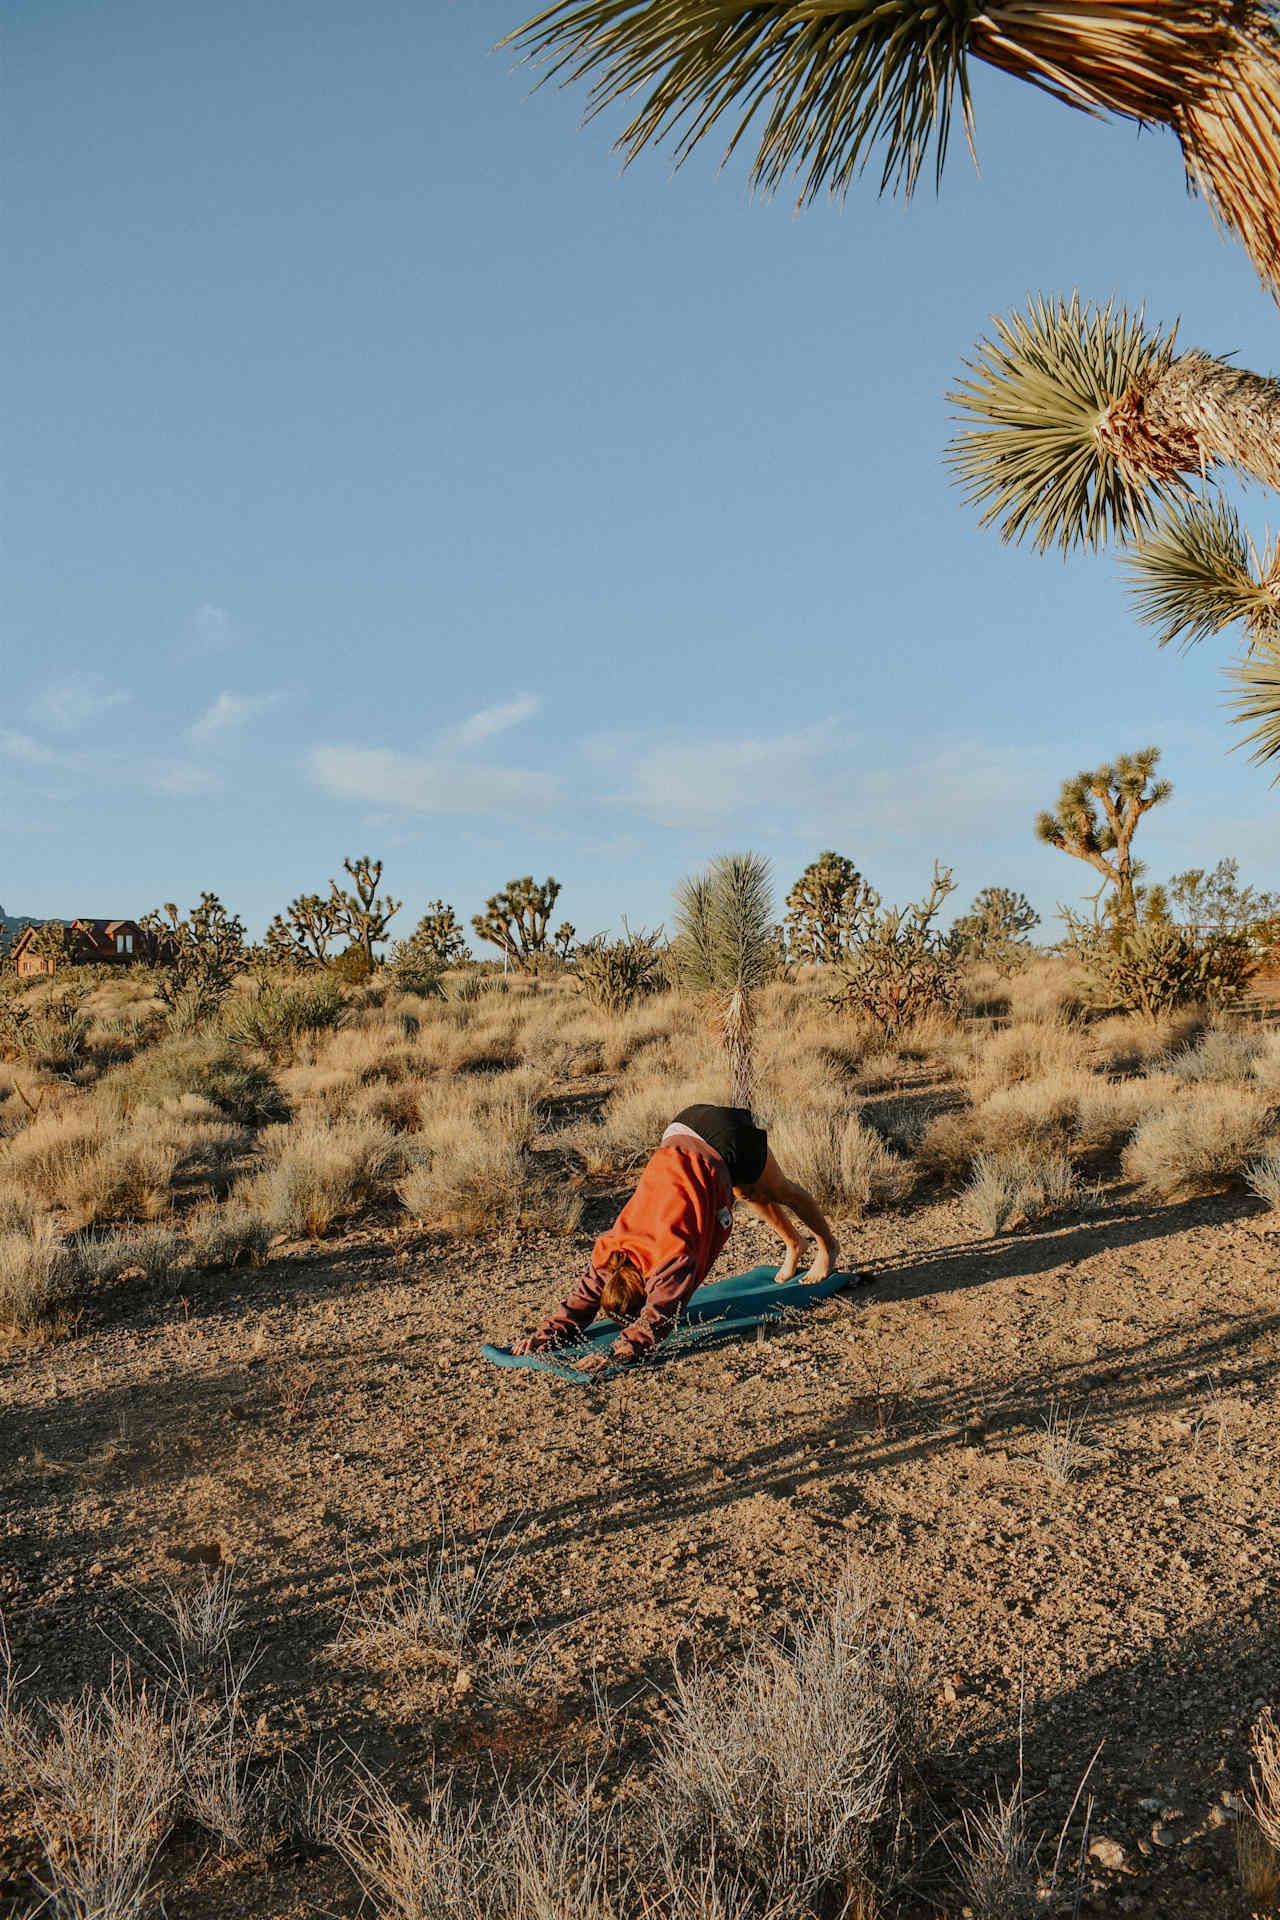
[3,830,1279,1917]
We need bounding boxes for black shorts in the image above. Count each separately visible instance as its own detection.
[671,1104,768,1188]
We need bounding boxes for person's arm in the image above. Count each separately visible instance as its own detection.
[512,1267,605,1354]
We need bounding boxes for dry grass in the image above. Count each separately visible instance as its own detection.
[1163,1027,1265,1084]
[1251,1707,1280,1853]
[965,1147,1077,1236]
[767,1099,913,1216]
[247,1117,403,1239]
[1247,1153,1280,1212]
[0,1228,75,1330]
[967,1022,1091,1100]
[659,1565,935,1901]
[1122,1088,1274,1200]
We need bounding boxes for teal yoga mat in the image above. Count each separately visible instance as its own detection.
[481,1264,859,1383]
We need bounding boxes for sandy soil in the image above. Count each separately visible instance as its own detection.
[2,1089,1278,1917]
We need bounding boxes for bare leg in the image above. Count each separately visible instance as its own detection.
[738,1149,840,1283]
[738,1195,806,1284]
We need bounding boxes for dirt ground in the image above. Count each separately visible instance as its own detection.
[2,1075,1279,1917]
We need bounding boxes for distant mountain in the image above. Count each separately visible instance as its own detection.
[1,911,41,950]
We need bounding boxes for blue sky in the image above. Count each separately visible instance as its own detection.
[5,2,1278,946]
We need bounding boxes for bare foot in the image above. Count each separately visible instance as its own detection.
[799,1240,840,1284]
[773,1248,802,1285]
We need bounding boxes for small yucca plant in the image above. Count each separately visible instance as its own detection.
[672,851,776,1109]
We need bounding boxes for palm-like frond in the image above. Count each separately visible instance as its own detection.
[504,3,1280,298]
[1125,497,1280,650]
[1230,641,1280,770]
[948,295,1191,555]
[705,850,776,993]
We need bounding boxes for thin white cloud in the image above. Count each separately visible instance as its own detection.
[307,745,559,816]
[148,761,223,797]
[28,673,131,734]
[589,726,836,831]
[186,603,234,655]
[0,730,59,765]
[189,690,284,744]
[451,693,541,749]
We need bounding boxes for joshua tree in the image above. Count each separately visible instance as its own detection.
[265,892,345,969]
[507,3,1280,300]
[331,856,402,968]
[672,850,775,1109]
[472,876,562,967]
[949,294,1280,557]
[1122,496,1280,770]
[140,894,246,1008]
[784,851,871,966]
[405,900,471,968]
[1035,748,1171,932]
[554,921,577,961]
[30,921,70,968]
[949,887,1040,962]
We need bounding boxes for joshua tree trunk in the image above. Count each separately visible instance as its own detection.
[1096,353,1280,496]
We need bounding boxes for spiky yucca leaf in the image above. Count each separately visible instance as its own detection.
[1125,497,1280,650]
[949,295,1190,555]
[951,293,1280,554]
[505,3,1280,297]
[1231,641,1280,770]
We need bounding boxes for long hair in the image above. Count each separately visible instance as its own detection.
[599,1248,646,1324]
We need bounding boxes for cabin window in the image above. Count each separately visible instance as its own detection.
[115,933,134,954]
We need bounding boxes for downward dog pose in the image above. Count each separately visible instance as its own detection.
[512,1104,840,1372]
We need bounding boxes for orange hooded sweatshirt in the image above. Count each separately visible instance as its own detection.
[537,1134,735,1359]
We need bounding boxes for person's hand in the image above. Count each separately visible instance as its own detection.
[511,1332,550,1356]
[574,1347,614,1374]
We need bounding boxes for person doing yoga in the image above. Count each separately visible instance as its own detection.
[512,1103,840,1372]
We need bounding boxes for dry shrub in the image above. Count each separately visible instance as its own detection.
[398,1074,549,1236]
[1004,960,1085,1026]
[960,962,1013,1020]
[183,1203,271,1270]
[0,1229,75,1330]
[98,1042,288,1127]
[973,1075,1089,1153]
[1089,1008,1204,1073]
[2,1107,180,1229]
[74,1224,184,1286]
[965,1147,1077,1235]
[968,1022,1089,1099]
[1251,1707,1280,1855]
[588,1073,728,1174]
[659,1566,935,1902]
[345,1079,424,1133]
[1073,1072,1177,1150]
[1250,1030,1280,1096]
[1123,1087,1273,1199]
[1164,1027,1264,1083]
[398,1137,525,1236]
[852,1050,906,1093]
[767,1101,912,1215]
[1247,1153,1280,1211]
[248,1117,402,1238]
[917,1109,980,1182]
[4,1663,183,1920]
[756,1043,854,1112]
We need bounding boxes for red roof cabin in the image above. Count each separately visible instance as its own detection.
[11,919,150,978]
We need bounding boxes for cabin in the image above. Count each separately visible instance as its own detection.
[11,918,151,978]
